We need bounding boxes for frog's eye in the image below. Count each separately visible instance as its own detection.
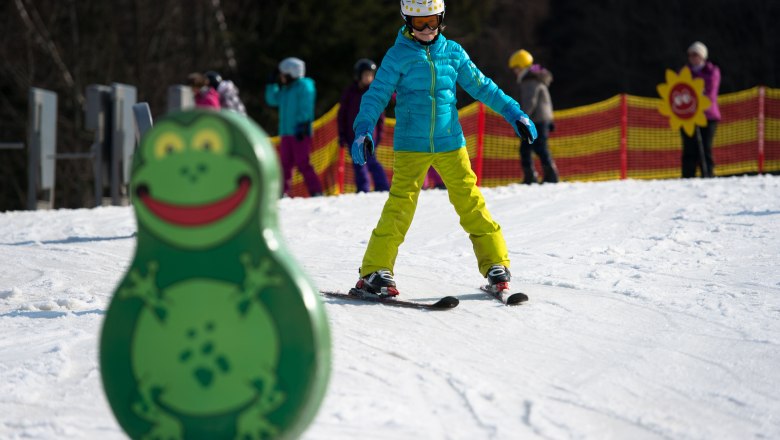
[154,133,185,159]
[192,129,224,155]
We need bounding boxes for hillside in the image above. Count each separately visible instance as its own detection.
[1,176,779,439]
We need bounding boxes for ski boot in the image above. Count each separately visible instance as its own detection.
[522,165,538,185]
[354,269,399,298]
[542,164,559,183]
[486,265,511,294]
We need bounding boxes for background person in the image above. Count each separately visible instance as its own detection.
[205,70,247,115]
[425,168,445,190]
[187,72,220,110]
[508,49,558,184]
[681,41,721,178]
[265,57,323,197]
[338,59,390,193]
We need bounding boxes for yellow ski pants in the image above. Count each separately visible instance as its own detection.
[360,147,509,278]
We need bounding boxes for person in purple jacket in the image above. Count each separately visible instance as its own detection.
[682,41,721,178]
[337,59,390,192]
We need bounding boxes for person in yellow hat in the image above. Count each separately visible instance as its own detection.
[509,49,559,184]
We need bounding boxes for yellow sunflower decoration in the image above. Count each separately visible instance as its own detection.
[657,66,711,136]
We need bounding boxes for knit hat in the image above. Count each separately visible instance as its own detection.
[687,41,708,60]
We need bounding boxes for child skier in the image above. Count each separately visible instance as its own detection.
[350,0,537,297]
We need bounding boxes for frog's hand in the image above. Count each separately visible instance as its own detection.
[239,253,284,301]
[119,261,161,301]
[118,262,167,320]
[133,379,183,440]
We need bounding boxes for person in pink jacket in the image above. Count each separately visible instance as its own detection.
[187,72,221,110]
[681,41,720,178]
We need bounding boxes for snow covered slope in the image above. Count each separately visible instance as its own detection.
[1,176,779,439]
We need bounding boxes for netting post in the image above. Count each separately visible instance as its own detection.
[758,86,766,175]
[475,102,486,185]
[620,94,628,179]
[337,146,346,194]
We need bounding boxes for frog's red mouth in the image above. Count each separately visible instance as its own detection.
[136,176,251,227]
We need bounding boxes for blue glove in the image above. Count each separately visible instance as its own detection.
[505,106,538,144]
[351,132,374,166]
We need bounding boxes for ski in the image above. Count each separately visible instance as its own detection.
[480,285,529,305]
[321,288,459,310]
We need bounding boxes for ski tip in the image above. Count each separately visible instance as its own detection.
[432,296,459,309]
[506,292,529,305]
[480,285,529,305]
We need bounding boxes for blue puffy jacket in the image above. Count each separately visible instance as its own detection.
[354,27,523,153]
[265,77,316,136]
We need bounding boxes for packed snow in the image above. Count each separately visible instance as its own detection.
[1,175,779,439]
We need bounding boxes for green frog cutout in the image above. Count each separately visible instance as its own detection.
[100,110,330,440]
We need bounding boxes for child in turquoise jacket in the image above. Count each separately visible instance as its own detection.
[351,0,537,297]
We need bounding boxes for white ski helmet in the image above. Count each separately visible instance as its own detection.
[279,57,305,79]
[400,0,445,17]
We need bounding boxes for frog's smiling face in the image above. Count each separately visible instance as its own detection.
[132,114,259,249]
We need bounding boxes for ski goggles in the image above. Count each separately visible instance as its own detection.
[407,14,443,32]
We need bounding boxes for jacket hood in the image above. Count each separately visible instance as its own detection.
[521,64,553,86]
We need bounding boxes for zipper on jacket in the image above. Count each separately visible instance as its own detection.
[426,46,436,153]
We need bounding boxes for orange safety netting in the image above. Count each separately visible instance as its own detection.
[273,87,780,197]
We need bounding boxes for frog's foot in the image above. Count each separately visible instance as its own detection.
[234,371,285,439]
[251,370,286,413]
[133,383,183,440]
[235,408,279,440]
[140,418,183,440]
